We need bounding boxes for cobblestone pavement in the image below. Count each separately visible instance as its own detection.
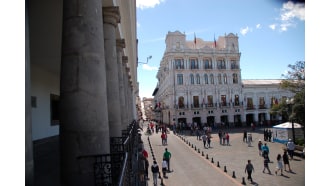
[141,126,305,186]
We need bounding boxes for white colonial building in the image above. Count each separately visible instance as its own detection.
[152,31,293,128]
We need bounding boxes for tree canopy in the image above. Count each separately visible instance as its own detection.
[270,61,305,125]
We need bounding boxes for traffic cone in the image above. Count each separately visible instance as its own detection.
[224,166,227,172]
[242,177,246,185]
[232,171,236,178]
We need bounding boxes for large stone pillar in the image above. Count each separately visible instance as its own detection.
[25,2,34,185]
[103,6,123,137]
[116,39,127,129]
[122,57,130,124]
[60,0,110,185]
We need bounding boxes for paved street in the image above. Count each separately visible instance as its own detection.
[141,124,305,186]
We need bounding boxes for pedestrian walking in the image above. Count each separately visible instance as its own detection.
[151,161,159,185]
[145,158,149,180]
[262,154,271,174]
[258,139,263,156]
[226,132,230,146]
[218,130,223,145]
[245,160,255,183]
[162,158,168,178]
[161,132,166,145]
[243,130,247,142]
[262,143,270,162]
[207,133,211,148]
[286,139,295,160]
[202,134,207,148]
[163,148,172,172]
[275,154,284,176]
[283,149,292,172]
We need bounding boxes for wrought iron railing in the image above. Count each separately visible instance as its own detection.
[77,120,140,186]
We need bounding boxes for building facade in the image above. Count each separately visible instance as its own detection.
[153,31,293,128]
[26,0,139,185]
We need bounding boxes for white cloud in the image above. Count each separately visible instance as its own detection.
[136,0,165,10]
[269,24,276,30]
[256,24,261,29]
[276,1,305,31]
[240,26,251,36]
[281,1,305,21]
[142,64,158,71]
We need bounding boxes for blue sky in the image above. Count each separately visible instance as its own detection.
[136,0,305,99]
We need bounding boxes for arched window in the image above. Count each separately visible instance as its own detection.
[210,74,214,84]
[190,74,194,84]
[196,74,200,84]
[233,73,238,84]
[204,74,208,84]
[189,58,199,69]
[218,74,222,84]
[203,58,212,69]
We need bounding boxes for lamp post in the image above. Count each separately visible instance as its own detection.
[286,98,295,143]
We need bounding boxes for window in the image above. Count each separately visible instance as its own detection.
[193,96,200,108]
[234,95,240,106]
[210,74,214,84]
[178,96,185,108]
[217,59,226,69]
[175,58,184,69]
[50,94,60,126]
[233,73,238,84]
[247,98,253,109]
[204,74,208,84]
[196,74,200,84]
[207,95,213,107]
[203,58,212,69]
[218,74,222,84]
[221,95,226,106]
[223,74,227,84]
[177,74,183,85]
[190,58,199,69]
[231,60,238,69]
[259,97,265,109]
[190,74,194,84]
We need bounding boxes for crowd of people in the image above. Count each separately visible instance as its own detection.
[139,120,301,185]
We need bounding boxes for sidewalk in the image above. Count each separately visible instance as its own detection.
[141,126,304,186]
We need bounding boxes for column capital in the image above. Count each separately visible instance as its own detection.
[103,6,120,26]
[116,39,126,49]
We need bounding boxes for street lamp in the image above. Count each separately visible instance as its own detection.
[286,98,295,143]
[138,55,152,64]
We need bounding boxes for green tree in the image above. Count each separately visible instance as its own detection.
[270,61,305,125]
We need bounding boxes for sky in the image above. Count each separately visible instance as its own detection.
[136,0,305,99]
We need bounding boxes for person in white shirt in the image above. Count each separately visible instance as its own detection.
[286,139,295,160]
[162,158,168,178]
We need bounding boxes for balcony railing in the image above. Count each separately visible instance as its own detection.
[77,120,139,186]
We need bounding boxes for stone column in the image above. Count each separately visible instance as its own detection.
[122,56,129,126]
[60,0,110,185]
[25,2,34,185]
[103,7,123,137]
[116,39,127,129]
[125,67,133,123]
